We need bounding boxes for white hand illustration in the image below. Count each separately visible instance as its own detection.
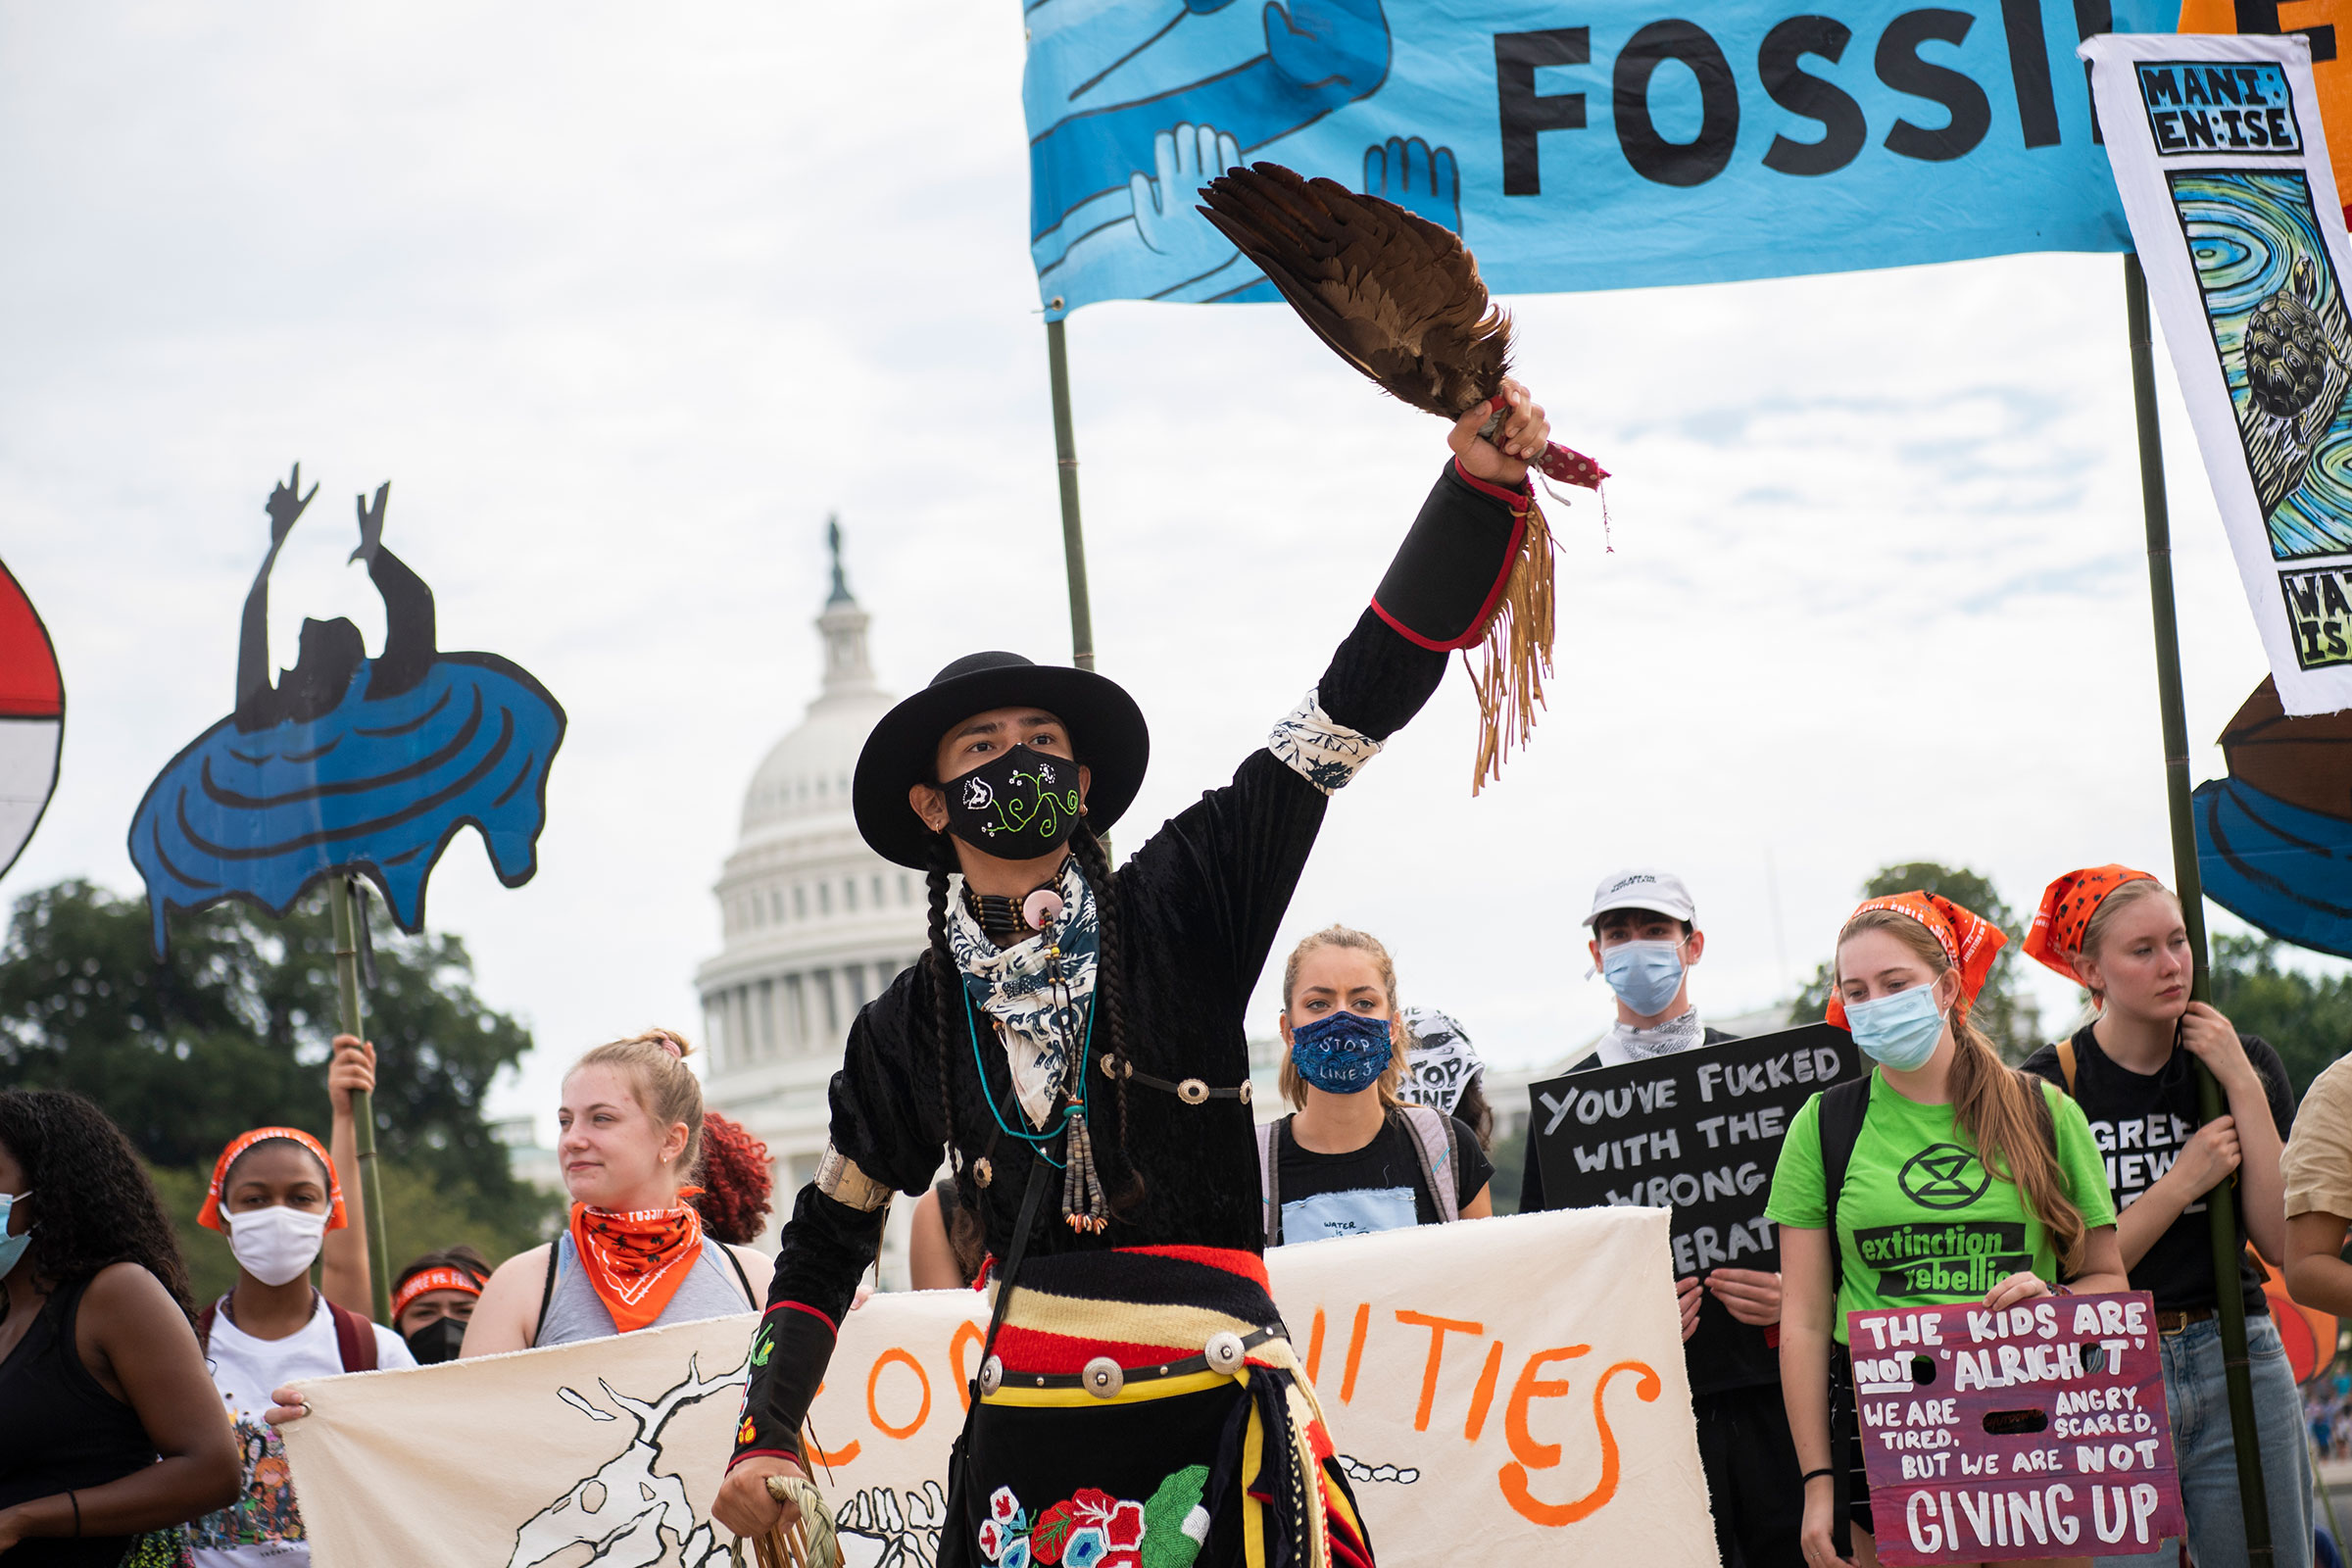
[1129,122,1243,271]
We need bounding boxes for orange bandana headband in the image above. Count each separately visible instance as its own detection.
[390,1265,484,1322]
[198,1126,347,1232]
[2024,865,2159,984]
[1827,891,2008,1030]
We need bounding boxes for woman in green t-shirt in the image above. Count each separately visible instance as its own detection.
[1767,892,2125,1568]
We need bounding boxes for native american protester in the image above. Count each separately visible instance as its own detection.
[711,387,1559,1568]
[128,466,564,953]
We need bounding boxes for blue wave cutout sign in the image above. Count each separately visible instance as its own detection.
[129,468,564,954]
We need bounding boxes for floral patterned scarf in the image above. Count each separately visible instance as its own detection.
[568,1200,706,1334]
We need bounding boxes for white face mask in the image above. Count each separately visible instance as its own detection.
[226,1205,329,1287]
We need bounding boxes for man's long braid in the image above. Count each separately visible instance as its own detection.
[1071,822,1143,1209]
[924,834,979,1237]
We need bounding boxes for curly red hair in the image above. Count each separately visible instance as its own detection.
[692,1111,775,1246]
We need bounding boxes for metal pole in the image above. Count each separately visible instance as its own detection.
[2126,251,2274,1562]
[330,875,394,1324]
[1045,310,1097,673]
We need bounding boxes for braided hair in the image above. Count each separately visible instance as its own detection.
[924,834,983,1256]
[0,1090,196,1322]
[1068,822,1142,1208]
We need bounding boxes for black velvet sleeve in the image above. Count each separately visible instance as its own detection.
[731,982,941,1470]
[1324,460,1529,737]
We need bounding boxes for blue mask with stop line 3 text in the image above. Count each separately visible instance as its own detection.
[1289,1011,1395,1094]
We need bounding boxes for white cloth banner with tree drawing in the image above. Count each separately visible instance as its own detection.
[279,1206,1711,1568]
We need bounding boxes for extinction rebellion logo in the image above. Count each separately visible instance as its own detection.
[1897,1143,1991,1209]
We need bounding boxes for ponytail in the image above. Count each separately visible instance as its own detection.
[1838,908,2086,1274]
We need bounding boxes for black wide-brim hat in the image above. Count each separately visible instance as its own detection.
[853,652,1150,869]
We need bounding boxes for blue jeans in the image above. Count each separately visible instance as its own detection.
[2094,1314,2312,1568]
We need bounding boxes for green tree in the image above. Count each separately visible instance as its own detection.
[0,878,555,1263]
[1789,862,2042,1061]
[2209,933,2352,1097]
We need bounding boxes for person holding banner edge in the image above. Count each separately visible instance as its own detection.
[710,387,1552,1565]
[2018,866,2308,1568]
[1525,867,1805,1568]
[1769,892,2127,1568]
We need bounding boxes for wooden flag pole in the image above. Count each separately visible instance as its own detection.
[1046,309,1098,673]
[330,874,395,1325]
[2125,251,2273,1564]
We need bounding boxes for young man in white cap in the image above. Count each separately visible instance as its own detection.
[1525,867,1803,1568]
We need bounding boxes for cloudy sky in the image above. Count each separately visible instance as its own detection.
[1,4,2336,1133]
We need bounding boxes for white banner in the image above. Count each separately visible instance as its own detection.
[280,1207,1714,1568]
[2085,31,2352,715]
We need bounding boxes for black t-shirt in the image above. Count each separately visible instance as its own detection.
[2020,1024,2296,1316]
[1522,1026,1778,1398]
[1270,1110,1492,1246]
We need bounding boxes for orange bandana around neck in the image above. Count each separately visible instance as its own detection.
[2023,865,2159,984]
[568,1201,706,1334]
[1827,891,2007,1030]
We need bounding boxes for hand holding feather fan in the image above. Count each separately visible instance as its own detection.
[1197,162,1607,791]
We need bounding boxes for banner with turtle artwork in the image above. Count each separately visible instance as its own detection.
[2087,33,2352,715]
[279,1207,1712,1568]
[1021,0,2180,315]
[126,466,565,952]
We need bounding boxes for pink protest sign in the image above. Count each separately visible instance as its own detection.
[1846,1292,2182,1563]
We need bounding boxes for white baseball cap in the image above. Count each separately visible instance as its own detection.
[1585,868,1696,926]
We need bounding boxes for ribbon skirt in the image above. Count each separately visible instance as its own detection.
[942,1247,1373,1568]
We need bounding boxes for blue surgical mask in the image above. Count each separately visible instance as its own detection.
[0,1191,29,1282]
[1289,1011,1395,1094]
[1844,985,1947,1071]
[1600,939,1687,1017]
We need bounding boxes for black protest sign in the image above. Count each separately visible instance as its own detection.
[1530,1024,1863,1276]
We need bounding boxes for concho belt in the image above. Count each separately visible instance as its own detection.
[1099,1053,1252,1107]
[978,1324,1287,1399]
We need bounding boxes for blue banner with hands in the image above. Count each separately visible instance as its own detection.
[1022,0,2181,312]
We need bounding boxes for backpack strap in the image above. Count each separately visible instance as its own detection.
[195,1298,220,1356]
[532,1238,563,1349]
[1398,1104,1460,1223]
[716,1241,760,1309]
[1257,1118,1285,1248]
[325,1298,378,1373]
[1816,1077,1873,1300]
[2055,1038,2079,1098]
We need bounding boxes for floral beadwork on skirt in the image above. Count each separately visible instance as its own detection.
[942,1246,1372,1568]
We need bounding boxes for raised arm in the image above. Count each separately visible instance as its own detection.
[233,466,318,733]
[351,482,438,702]
[1120,393,1546,1002]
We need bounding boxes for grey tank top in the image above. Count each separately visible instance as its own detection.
[535,1233,759,1348]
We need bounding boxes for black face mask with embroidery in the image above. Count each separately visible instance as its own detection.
[942,744,1083,859]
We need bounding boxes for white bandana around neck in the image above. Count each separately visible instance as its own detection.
[1592,1007,1706,1067]
[947,858,1099,1130]
[1400,1006,1483,1115]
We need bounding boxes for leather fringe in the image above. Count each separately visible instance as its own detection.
[1468,496,1555,796]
